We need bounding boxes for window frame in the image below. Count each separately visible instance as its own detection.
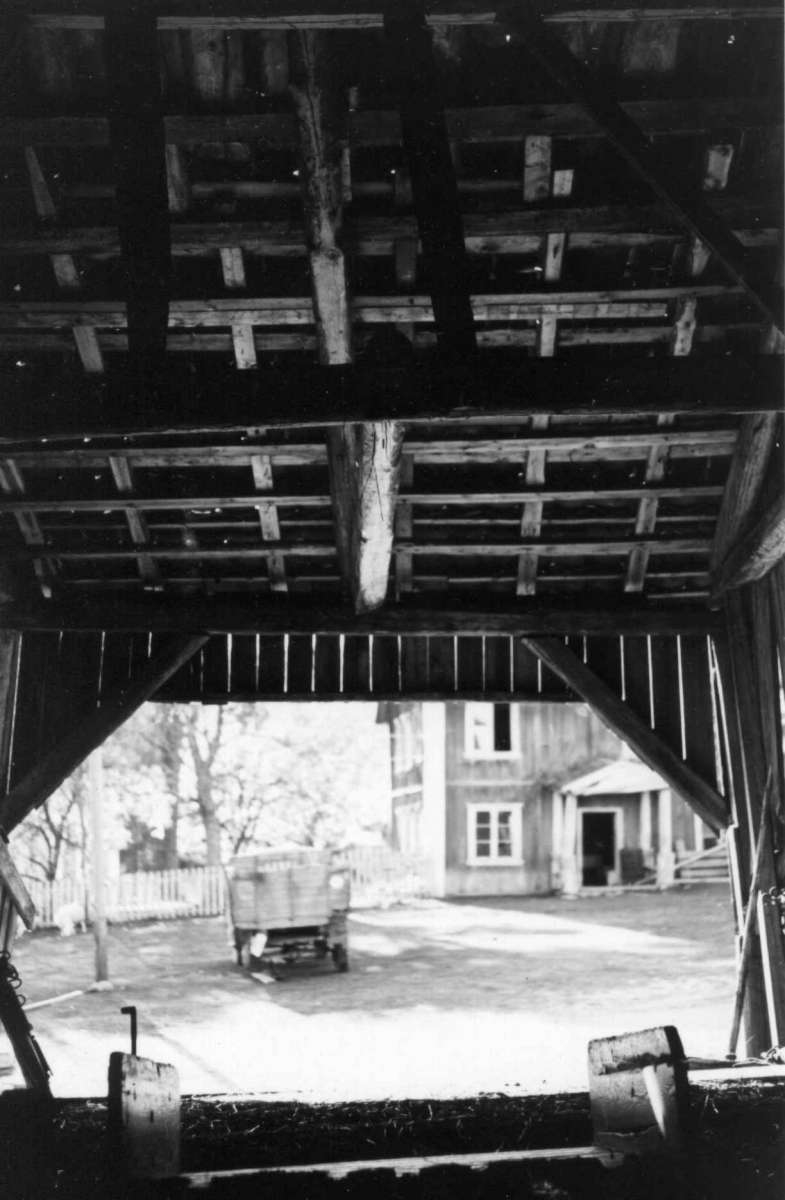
[466,801,524,866]
[463,702,520,761]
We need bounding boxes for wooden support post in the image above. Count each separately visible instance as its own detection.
[0,631,19,800]
[291,30,403,612]
[498,7,783,331]
[220,247,247,290]
[105,4,171,368]
[383,0,475,356]
[88,746,109,985]
[711,492,785,600]
[523,636,728,831]
[710,413,777,597]
[251,454,287,593]
[328,421,403,611]
[0,635,207,833]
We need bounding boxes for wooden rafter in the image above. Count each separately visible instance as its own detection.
[105,4,171,368]
[522,635,727,830]
[498,6,784,332]
[0,635,207,833]
[383,0,475,355]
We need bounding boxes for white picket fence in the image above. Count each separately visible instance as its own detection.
[335,846,432,909]
[24,849,430,929]
[26,866,226,928]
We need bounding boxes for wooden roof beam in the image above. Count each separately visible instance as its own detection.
[522,635,727,830]
[383,0,475,357]
[0,635,207,833]
[0,597,722,638]
[291,30,402,613]
[498,6,784,332]
[0,97,779,149]
[105,5,171,370]
[0,358,775,443]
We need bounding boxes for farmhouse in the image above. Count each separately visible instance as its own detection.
[379,700,713,894]
[0,1,783,1194]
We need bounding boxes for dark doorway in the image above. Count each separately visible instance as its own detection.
[581,811,616,886]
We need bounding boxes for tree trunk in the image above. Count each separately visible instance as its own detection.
[203,810,222,867]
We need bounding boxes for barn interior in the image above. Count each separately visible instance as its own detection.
[0,0,783,1195]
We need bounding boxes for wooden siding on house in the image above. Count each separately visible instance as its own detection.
[444,701,622,896]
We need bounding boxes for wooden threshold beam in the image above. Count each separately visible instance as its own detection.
[0,634,207,833]
[0,598,721,637]
[105,4,171,368]
[14,2,784,31]
[498,7,784,331]
[0,357,776,442]
[522,635,727,830]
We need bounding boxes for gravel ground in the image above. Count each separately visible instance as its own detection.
[3,885,737,1100]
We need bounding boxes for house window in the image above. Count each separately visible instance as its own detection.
[467,803,523,865]
[464,702,517,758]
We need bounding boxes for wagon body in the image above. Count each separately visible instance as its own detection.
[227,848,350,972]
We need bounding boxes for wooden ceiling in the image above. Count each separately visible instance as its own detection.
[0,1,781,634]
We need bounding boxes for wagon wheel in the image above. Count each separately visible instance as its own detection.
[331,944,349,972]
[238,939,253,970]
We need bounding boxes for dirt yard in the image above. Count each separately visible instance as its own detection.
[5,886,737,1100]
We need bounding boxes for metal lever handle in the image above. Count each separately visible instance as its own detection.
[121,1004,137,1057]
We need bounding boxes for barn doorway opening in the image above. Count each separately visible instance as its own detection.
[580,811,618,887]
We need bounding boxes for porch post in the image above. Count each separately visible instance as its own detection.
[421,702,446,898]
[657,787,676,887]
[561,790,580,897]
[640,789,653,869]
[551,790,564,891]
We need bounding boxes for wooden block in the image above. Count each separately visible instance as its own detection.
[551,168,574,197]
[220,246,246,291]
[394,237,419,288]
[703,144,734,193]
[51,254,80,290]
[231,324,257,369]
[72,325,104,373]
[108,1052,180,1179]
[588,1025,688,1157]
[523,135,551,203]
[544,233,566,283]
